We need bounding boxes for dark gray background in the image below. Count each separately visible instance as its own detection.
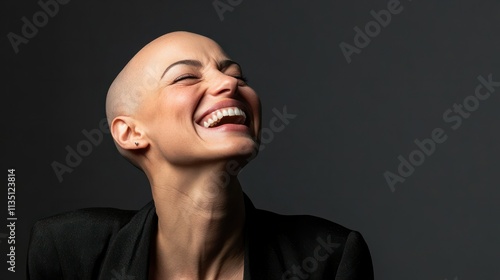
[3,0,500,279]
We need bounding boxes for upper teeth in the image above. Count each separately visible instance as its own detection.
[203,107,246,128]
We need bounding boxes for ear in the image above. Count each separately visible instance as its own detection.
[110,116,148,150]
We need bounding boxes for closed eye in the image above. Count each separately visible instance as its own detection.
[173,74,199,83]
[233,75,248,83]
[227,74,248,86]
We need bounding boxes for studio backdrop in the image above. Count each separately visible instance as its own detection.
[3,0,500,279]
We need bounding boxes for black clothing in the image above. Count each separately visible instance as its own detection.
[27,195,374,279]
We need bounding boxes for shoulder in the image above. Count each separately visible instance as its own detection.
[30,206,137,244]
[252,207,353,244]
[30,205,137,251]
[247,208,374,279]
[28,206,139,255]
[27,202,153,279]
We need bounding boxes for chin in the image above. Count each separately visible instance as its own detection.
[211,138,259,163]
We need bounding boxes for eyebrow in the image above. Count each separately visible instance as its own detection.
[160,59,202,79]
[160,59,242,79]
[218,59,241,71]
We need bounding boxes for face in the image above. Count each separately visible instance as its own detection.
[133,33,261,167]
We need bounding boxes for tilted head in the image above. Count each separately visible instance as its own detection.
[106,31,261,172]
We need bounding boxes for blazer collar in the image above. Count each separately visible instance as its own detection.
[98,194,256,279]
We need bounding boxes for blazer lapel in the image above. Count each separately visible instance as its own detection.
[98,200,156,280]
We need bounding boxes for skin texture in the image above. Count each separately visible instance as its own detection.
[105,31,261,279]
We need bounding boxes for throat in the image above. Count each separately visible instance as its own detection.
[149,223,246,280]
[148,171,247,279]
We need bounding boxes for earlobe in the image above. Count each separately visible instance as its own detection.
[111,116,147,150]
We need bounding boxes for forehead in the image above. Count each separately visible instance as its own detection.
[140,34,229,70]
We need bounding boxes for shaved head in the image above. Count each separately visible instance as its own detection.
[105,31,237,166]
[104,31,260,172]
[106,31,219,124]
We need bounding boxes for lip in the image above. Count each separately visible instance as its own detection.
[198,123,251,133]
[195,99,251,127]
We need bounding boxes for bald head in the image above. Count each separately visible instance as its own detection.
[104,30,261,173]
[105,31,232,167]
[105,31,223,124]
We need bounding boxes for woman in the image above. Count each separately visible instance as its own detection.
[27,31,374,279]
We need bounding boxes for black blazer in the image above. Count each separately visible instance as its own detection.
[27,195,374,279]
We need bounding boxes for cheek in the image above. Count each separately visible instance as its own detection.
[147,89,202,142]
[157,88,201,125]
[145,95,203,164]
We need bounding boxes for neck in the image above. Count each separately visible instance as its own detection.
[146,162,246,280]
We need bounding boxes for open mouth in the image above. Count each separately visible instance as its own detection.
[199,106,247,128]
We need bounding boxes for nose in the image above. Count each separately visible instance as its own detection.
[206,70,239,97]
